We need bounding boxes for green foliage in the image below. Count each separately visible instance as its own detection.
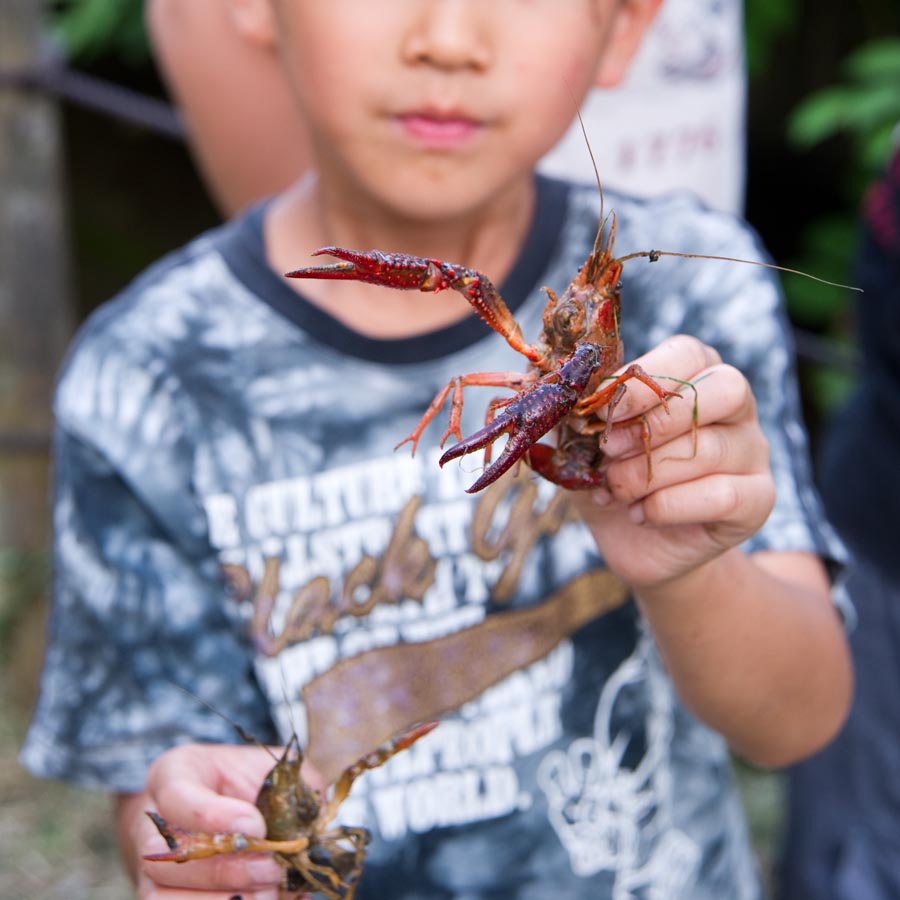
[779,38,900,418]
[743,0,801,78]
[782,215,859,330]
[789,38,900,179]
[48,0,149,64]
[806,355,858,421]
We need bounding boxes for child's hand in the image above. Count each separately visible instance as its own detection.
[572,334,776,590]
[119,743,309,899]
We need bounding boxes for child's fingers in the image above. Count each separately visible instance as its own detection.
[138,794,282,890]
[146,743,277,818]
[602,363,755,460]
[138,864,279,899]
[624,334,722,384]
[138,801,282,893]
[600,335,722,421]
[150,776,267,837]
[146,746,268,832]
[603,422,768,505]
[630,472,775,536]
[142,850,282,894]
[140,745,283,893]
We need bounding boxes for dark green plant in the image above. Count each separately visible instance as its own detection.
[743,0,801,78]
[48,0,149,64]
[783,38,900,415]
[789,38,900,185]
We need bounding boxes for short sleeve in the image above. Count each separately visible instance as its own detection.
[21,407,275,794]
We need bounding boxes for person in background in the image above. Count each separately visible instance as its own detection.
[147,0,747,217]
[779,144,900,900]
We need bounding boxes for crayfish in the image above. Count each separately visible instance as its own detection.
[286,135,856,494]
[145,719,437,899]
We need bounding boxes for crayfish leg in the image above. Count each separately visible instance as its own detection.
[576,363,681,418]
[576,411,658,484]
[287,247,543,363]
[396,372,537,457]
[143,811,309,863]
[319,722,438,828]
[395,380,457,455]
[576,366,689,486]
[302,826,371,900]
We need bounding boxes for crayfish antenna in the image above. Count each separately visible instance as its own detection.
[570,100,859,294]
[575,110,613,258]
[169,683,281,764]
[616,248,862,293]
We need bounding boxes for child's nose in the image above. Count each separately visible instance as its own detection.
[402,0,492,71]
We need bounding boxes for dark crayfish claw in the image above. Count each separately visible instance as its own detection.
[439,411,521,494]
[440,342,603,493]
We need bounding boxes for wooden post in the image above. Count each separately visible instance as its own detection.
[0,0,75,709]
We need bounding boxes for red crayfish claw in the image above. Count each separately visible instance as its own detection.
[286,246,467,293]
[286,246,540,362]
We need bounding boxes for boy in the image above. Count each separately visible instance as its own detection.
[22,1,851,898]
[146,0,746,218]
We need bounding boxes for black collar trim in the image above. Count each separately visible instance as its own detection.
[219,175,569,364]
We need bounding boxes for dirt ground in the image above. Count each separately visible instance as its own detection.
[0,672,132,900]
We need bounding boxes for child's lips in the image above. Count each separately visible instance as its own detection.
[395,112,483,149]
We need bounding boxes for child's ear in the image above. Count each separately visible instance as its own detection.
[594,0,663,88]
[225,0,278,47]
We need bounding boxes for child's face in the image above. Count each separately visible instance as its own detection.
[246,0,657,221]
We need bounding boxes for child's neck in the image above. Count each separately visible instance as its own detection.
[264,172,536,340]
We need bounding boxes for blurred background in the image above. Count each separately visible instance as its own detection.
[1,1,898,897]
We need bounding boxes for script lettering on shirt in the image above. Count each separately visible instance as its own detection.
[220,468,576,652]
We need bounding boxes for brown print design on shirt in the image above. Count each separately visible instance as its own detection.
[304,568,628,782]
[233,469,628,780]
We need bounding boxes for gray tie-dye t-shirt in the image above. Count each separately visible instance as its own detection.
[22,177,843,898]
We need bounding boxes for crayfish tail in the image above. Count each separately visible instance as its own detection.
[527,443,609,491]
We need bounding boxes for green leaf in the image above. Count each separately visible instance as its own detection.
[839,83,900,132]
[844,38,900,82]
[49,0,148,64]
[859,121,900,172]
[783,216,858,329]
[788,87,857,147]
[744,0,801,78]
[806,363,858,419]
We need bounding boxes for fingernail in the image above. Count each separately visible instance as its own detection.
[628,502,645,524]
[592,487,612,507]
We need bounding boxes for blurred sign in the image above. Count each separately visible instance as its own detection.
[540,0,746,215]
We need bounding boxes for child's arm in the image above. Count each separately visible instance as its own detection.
[572,334,853,768]
[116,743,287,897]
